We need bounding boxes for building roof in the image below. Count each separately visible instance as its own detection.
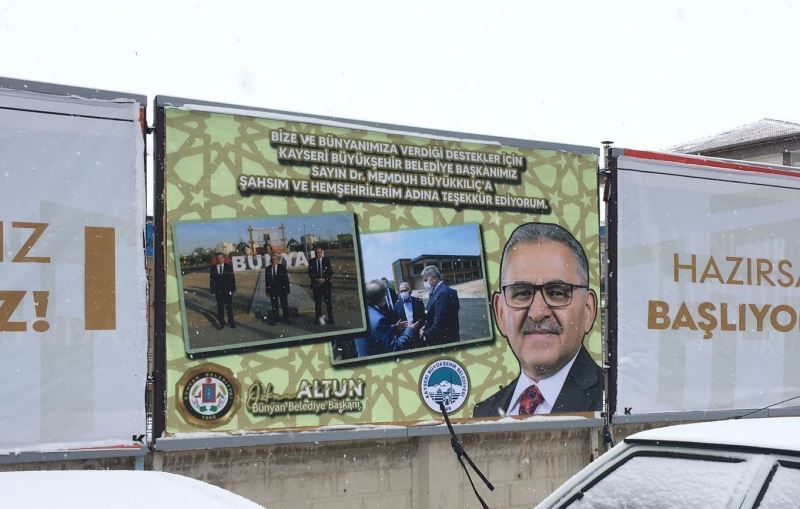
[670,118,800,154]
[394,254,481,264]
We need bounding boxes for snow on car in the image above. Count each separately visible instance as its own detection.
[0,470,267,509]
[536,417,800,509]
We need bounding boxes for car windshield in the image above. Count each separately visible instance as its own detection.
[565,454,761,509]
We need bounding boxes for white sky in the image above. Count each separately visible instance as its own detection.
[2,1,798,157]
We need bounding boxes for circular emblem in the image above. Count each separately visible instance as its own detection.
[176,364,240,428]
[419,358,470,414]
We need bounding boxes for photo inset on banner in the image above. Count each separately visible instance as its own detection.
[173,212,365,357]
[331,223,492,364]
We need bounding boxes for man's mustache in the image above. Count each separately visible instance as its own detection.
[521,317,562,335]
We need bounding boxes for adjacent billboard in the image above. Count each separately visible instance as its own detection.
[613,150,800,416]
[156,97,600,436]
[0,80,148,453]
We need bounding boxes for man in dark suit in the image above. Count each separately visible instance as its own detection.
[420,265,460,345]
[354,280,420,357]
[473,223,602,417]
[265,253,291,325]
[393,281,426,345]
[210,253,236,329]
[308,246,334,324]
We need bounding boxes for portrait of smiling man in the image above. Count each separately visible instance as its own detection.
[473,222,603,417]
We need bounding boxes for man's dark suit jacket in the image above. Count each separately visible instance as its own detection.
[393,296,425,347]
[424,282,460,345]
[382,286,400,322]
[472,346,603,417]
[210,263,236,297]
[308,256,333,288]
[354,305,415,357]
[265,263,290,296]
[393,296,426,326]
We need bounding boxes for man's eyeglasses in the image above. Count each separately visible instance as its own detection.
[500,282,588,309]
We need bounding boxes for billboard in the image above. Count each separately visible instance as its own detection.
[156,97,600,435]
[0,80,148,453]
[613,150,800,416]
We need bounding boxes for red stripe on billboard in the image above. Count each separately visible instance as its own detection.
[622,149,800,179]
[139,106,147,136]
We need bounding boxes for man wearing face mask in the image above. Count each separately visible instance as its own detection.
[354,279,421,357]
[420,265,460,345]
[393,281,426,345]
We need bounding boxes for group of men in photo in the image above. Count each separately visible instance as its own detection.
[209,245,335,329]
[263,245,335,326]
[355,265,461,357]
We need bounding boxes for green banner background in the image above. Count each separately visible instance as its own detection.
[163,107,599,433]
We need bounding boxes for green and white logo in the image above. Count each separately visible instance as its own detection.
[420,358,469,413]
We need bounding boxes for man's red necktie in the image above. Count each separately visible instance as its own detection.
[519,385,544,415]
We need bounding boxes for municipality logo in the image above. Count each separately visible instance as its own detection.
[419,358,469,413]
[177,364,240,428]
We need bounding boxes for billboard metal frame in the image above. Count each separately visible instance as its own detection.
[153,103,167,442]
[151,94,600,444]
[154,96,599,156]
[154,417,604,452]
[0,76,145,104]
[0,446,147,466]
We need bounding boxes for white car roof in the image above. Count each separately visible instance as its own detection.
[626,416,800,453]
[0,470,267,509]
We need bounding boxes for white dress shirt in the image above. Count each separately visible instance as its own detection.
[505,350,579,415]
[402,299,415,322]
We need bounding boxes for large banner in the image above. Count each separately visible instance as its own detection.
[0,83,147,452]
[159,99,600,434]
[615,150,800,416]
